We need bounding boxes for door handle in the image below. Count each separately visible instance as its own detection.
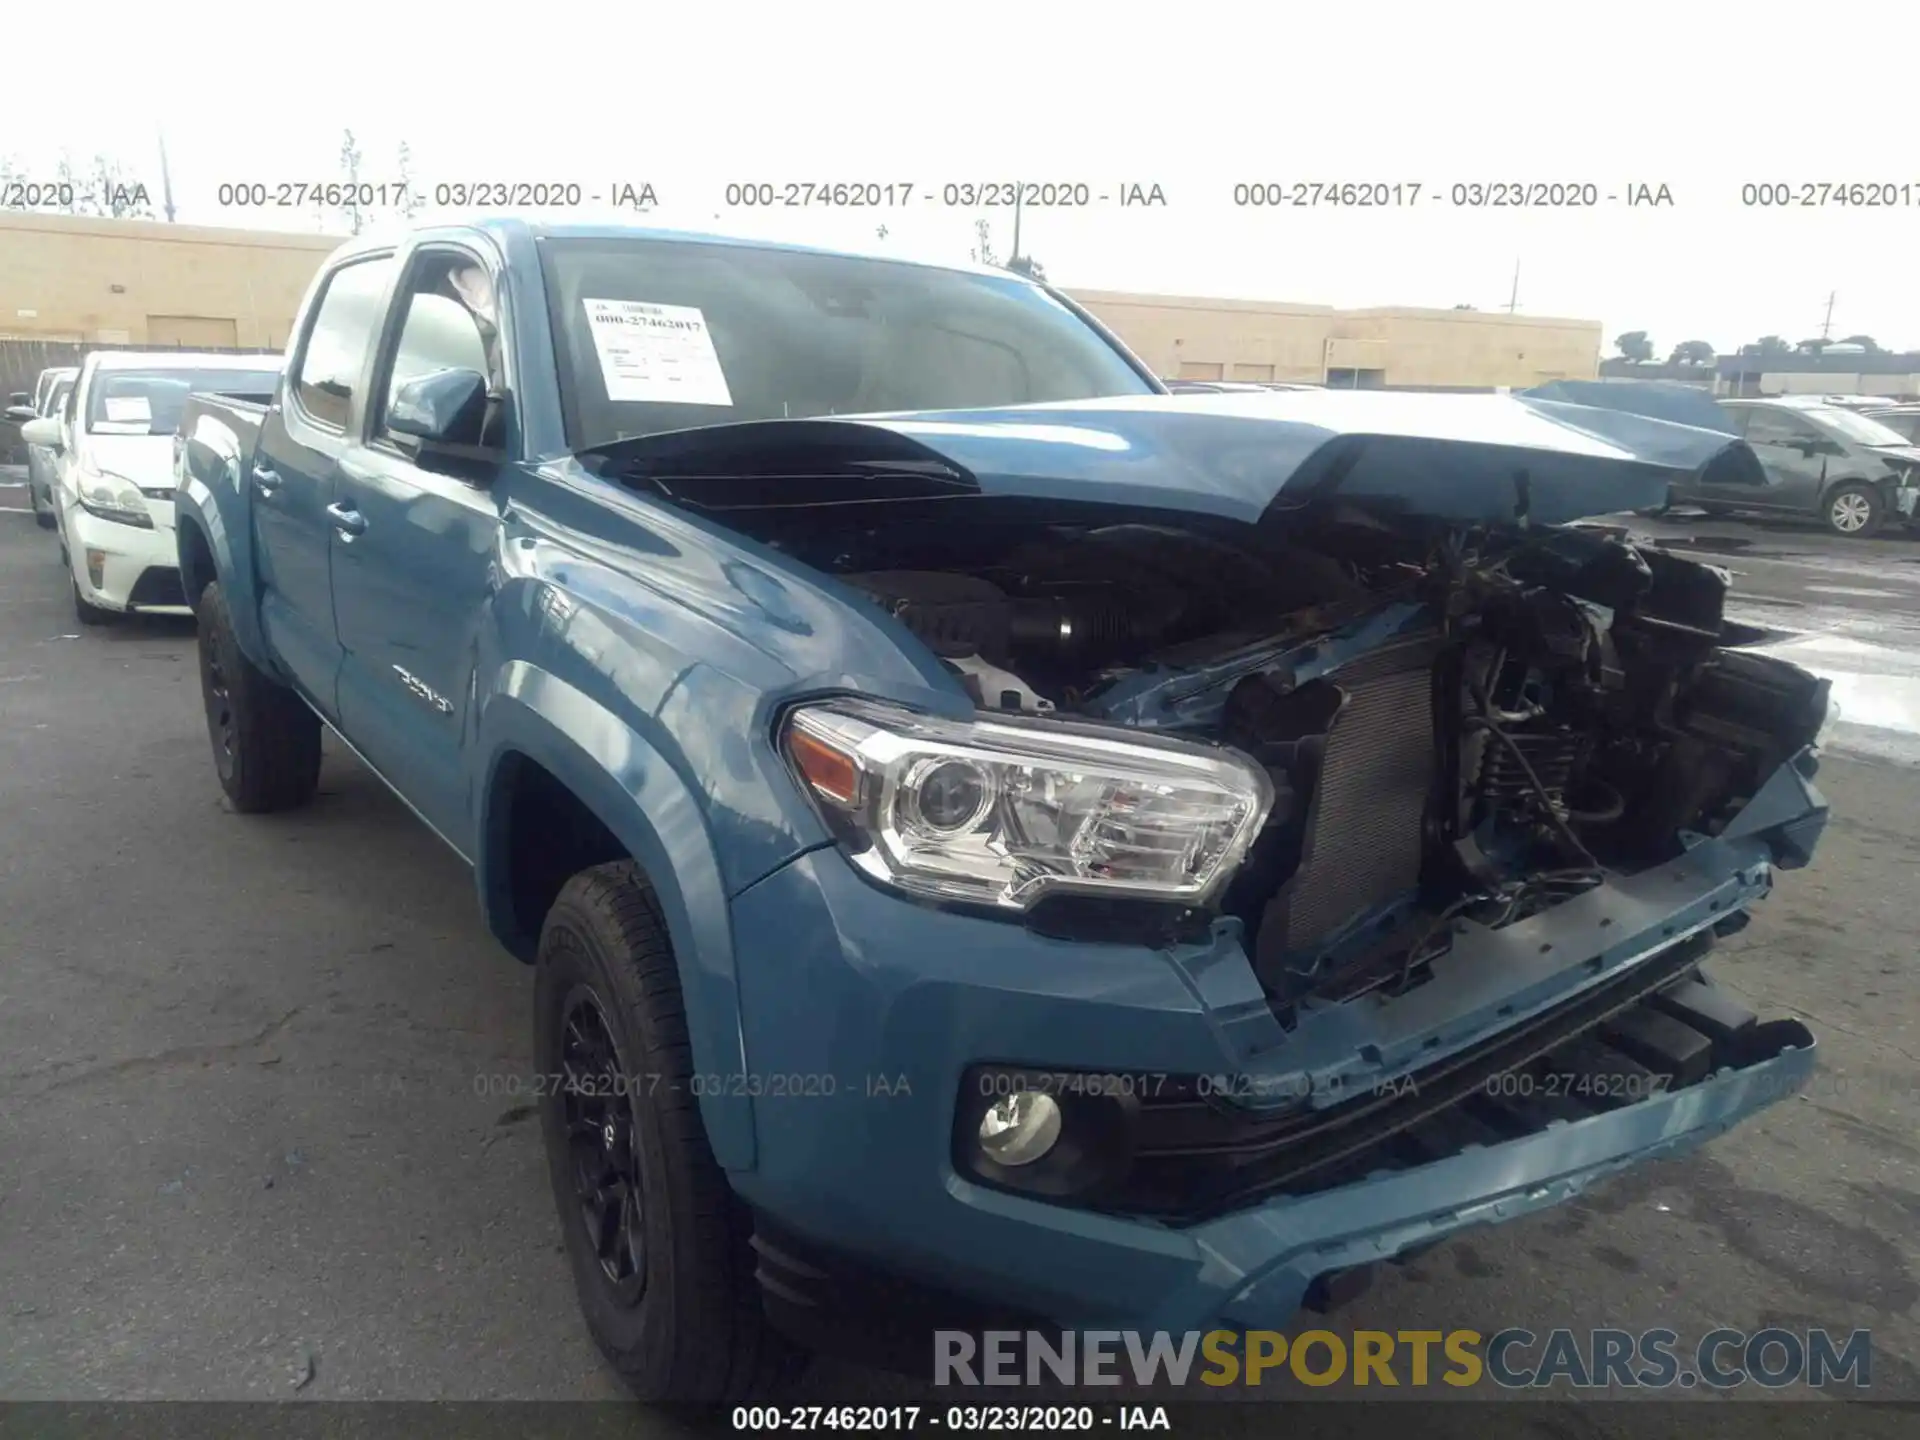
[326,501,368,539]
[251,464,281,497]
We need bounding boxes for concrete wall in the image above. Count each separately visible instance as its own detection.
[0,212,341,348]
[1068,289,1603,389]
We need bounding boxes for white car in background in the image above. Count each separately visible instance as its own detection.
[21,350,281,625]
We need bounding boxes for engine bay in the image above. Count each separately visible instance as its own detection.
[758,502,1829,1009]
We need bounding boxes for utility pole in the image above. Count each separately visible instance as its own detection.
[1010,186,1023,266]
[1821,290,1836,341]
[156,129,177,222]
[1507,258,1521,314]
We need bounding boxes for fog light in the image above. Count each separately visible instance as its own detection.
[977,1091,1061,1167]
[86,550,106,588]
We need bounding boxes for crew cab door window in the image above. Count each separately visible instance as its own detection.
[293,257,397,430]
[373,251,503,451]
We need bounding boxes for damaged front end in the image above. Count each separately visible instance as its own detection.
[583,398,1828,1239]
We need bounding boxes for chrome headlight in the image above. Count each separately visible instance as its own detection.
[781,698,1273,911]
[76,459,154,529]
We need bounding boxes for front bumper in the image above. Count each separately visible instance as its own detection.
[65,503,189,615]
[724,782,1821,1334]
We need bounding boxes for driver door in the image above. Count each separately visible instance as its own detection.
[329,244,510,856]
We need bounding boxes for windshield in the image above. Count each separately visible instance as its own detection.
[539,236,1154,451]
[46,378,74,416]
[86,367,281,436]
[1811,406,1911,447]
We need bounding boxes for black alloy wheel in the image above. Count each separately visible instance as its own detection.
[558,986,648,1303]
[202,630,237,784]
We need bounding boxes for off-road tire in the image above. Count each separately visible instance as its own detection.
[535,861,806,1405]
[1823,482,1884,538]
[194,580,322,812]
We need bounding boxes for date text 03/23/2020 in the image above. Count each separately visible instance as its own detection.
[731,1406,1173,1433]
[471,1070,914,1100]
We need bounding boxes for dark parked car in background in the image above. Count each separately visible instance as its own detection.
[1672,397,1920,537]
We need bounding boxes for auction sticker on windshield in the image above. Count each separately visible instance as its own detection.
[582,298,733,406]
[103,395,152,424]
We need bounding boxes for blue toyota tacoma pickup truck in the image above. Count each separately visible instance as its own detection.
[173,218,1831,1402]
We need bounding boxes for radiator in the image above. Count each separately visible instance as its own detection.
[1258,633,1442,967]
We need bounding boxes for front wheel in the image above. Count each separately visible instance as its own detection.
[194,581,322,812]
[535,861,805,1404]
[1824,483,1884,538]
[31,484,55,530]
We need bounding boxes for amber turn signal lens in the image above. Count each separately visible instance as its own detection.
[787,727,861,806]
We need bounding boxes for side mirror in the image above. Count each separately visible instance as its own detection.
[389,368,488,445]
[5,404,37,423]
[19,416,64,450]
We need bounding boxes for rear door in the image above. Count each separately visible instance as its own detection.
[251,252,400,716]
[329,242,510,853]
[1704,406,1829,513]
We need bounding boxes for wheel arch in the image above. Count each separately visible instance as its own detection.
[475,668,757,1171]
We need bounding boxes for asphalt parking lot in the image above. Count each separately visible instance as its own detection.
[2,471,1918,1425]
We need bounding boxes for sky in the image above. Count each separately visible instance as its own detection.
[5,1,1919,357]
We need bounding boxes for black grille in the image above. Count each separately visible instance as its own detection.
[127,567,186,608]
[1262,633,1442,955]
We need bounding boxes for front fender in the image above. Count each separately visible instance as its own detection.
[474,663,758,1171]
[176,438,274,673]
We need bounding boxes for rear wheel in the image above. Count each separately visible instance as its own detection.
[1824,483,1883,538]
[194,580,322,812]
[535,861,805,1404]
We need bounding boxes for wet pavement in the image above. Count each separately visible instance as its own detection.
[1618,509,1920,766]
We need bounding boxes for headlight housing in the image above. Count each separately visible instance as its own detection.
[76,456,154,529]
[781,698,1273,911]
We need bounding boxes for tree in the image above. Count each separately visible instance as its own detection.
[337,129,366,234]
[1669,339,1715,365]
[54,154,89,213]
[1795,338,1828,354]
[32,151,154,217]
[1738,334,1791,356]
[88,155,155,218]
[1453,303,1478,310]
[1006,253,1047,282]
[1614,330,1655,363]
[0,155,28,208]
[969,217,997,266]
[1840,333,1881,352]
[394,141,420,220]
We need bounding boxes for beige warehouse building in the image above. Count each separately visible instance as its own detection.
[0,211,339,349]
[0,212,1602,389]
[1069,290,1602,390]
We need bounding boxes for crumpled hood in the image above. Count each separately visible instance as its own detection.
[1520,378,1739,435]
[861,390,1761,525]
[590,389,1764,529]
